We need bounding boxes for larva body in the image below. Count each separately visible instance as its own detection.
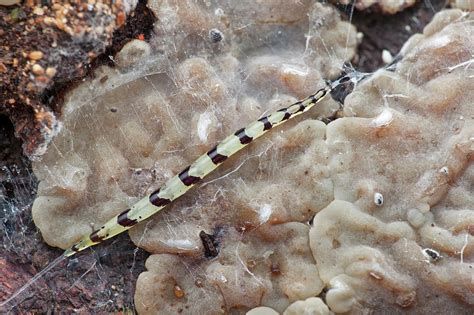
[63,87,330,257]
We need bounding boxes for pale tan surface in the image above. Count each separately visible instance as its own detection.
[31,1,354,314]
[331,0,416,14]
[451,0,474,10]
[310,9,474,314]
[246,306,279,315]
[283,297,333,315]
[136,223,323,314]
[30,2,473,315]
[32,0,353,251]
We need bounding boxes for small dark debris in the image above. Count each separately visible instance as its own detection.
[423,248,442,262]
[320,112,340,125]
[209,28,224,43]
[236,221,255,232]
[194,277,204,288]
[270,262,281,276]
[199,230,219,258]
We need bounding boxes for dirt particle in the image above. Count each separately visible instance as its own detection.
[247,259,257,269]
[117,11,126,27]
[209,28,223,43]
[33,7,45,16]
[422,248,442,262]
[32,64,45,75]
[369,272,382,280]
[270,262,281,276]
[194,277,204,288]
[45,67,57,78]
[99,75,109,83]
[396,291,416,308]
[174,285,185,298]
[236,221,254,232]
[35,75,49,84]
[43,16,55,26]
[28,51,44,60]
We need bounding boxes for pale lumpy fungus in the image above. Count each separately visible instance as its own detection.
[31,1,473,314]
[330,0,417,14]
[310,8,474,314]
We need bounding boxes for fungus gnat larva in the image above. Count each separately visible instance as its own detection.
[62,71,364,258]
[1,71,365,308]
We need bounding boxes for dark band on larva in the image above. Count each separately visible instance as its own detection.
[297,102,305,113]
[117,208,137,227]
[179,166,201,186]
[235,128,253,144]
[90,230,105,243]
[278,108,291,121]
[149,188,172,207]
[258,116,273,131]
[207,146,228,164]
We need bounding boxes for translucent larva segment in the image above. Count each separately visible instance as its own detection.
[217,134,246,157]
[244,120,266,138]
[159,176,190,200]
[268,111,287,126]
[188,154,217,178]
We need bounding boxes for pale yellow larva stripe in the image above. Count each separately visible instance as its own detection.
[159,176,189,200]
[189,154,217,178]
[216,134,246,156]
[130,195,158,218]
[245,121,266,138]
[268,111,287,125]
[287,103,302,114]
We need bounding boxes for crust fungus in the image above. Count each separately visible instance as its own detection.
[29,1,473,314]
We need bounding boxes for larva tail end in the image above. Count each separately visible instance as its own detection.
[63,247,77,258]
[63,237,92,257]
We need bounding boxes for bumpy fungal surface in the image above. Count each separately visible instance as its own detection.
[135,223,323,314]
[450,0,474,10]
[30,1,473,315]
[32,0,352,250]
[331,0,416,14]
[32,1,354,313]
[310,9,474,314]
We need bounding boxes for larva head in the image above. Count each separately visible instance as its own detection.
[329,71,369,104]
